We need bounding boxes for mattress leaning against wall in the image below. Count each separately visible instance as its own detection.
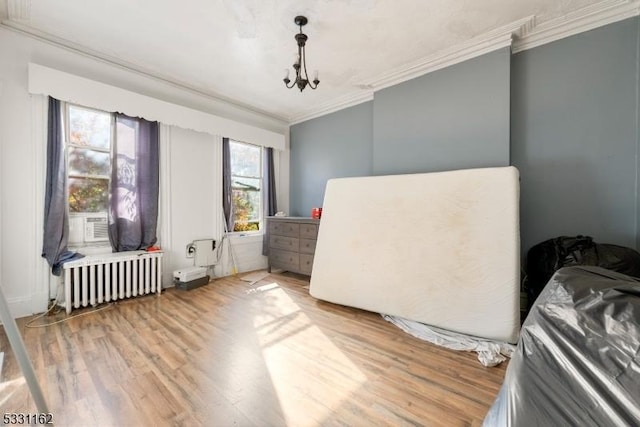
[310,166,521,343]
[483,266,640,426]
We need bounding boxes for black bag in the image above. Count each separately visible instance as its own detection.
[524,235,640,310]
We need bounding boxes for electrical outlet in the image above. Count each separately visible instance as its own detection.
[186,243,195,258]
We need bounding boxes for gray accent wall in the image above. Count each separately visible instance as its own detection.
[289,102,373,216]
[373,48,511,175]
[512,17,639,252]
[290,48,510,217]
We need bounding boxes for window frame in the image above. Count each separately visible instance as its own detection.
[229,139,263,234]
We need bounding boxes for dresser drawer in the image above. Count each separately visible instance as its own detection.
[299,254,314,275]
[299,238,316,255]
[270,235,299,251]
[269,221,300,237]
[300,223,318,239]
[270,249,299,271]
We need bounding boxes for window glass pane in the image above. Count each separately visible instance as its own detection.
[68,177,109,213]
[232,188,260,231]
[68,147,110,176]
[116,117,137,160]
[229,140,262,232]
[115,118,137,189]
[230,141,261,177]
[69,105,111,149]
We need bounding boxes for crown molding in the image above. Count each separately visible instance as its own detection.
[355,16,536,92]
[512,0,640,53]
[0,19,290,129]
[288,90,374,125]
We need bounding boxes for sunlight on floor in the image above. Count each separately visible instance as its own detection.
[0,377,26,407]
[251,282,367,426]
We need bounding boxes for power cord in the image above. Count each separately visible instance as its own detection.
[25,282,113,328]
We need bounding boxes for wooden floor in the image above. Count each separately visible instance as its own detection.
[0,272,507,426]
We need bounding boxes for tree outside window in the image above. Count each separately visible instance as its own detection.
[230,140,262,231]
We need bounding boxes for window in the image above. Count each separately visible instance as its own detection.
[230,140,262,232]
[55,102,159,250]
[65,104,113,214]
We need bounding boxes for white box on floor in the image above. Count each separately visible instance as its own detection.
[173,266,207,282]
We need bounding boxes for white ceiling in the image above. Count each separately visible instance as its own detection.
[0,0,627,123]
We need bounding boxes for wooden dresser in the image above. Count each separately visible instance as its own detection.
[267,216,320,275]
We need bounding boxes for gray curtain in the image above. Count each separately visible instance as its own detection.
[108,113,159,252]
[262,147,277,255]
[42,97,82,275]
[222,137,234,233]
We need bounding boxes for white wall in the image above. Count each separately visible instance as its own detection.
[159,125,220,284]
[0,35,49,317]
[0,27,289,318]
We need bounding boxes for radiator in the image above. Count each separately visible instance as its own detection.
[62,251,163,314]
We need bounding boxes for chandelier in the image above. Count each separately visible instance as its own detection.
[283,16,320,92]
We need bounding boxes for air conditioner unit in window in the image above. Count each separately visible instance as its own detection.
[84,214,109,242]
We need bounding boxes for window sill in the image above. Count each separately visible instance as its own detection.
[228,232,264,245]
[68,244,112,256]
